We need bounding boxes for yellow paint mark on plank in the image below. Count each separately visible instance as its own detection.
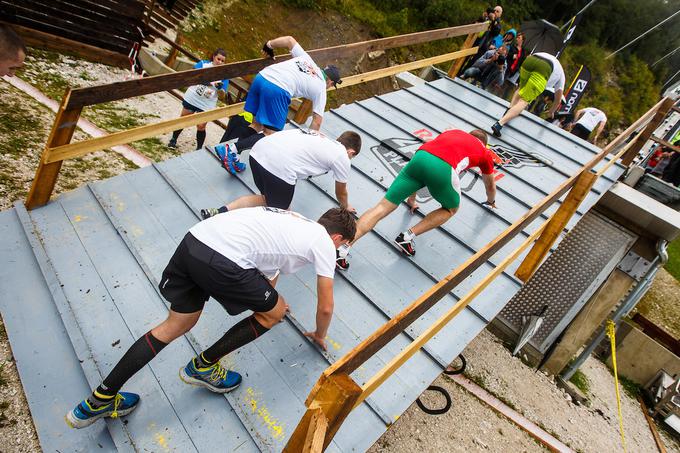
[325,336,341,350]
[245,387,286,441]
[155,433,170,452]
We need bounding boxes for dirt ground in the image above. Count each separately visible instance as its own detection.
[369,329,680,453]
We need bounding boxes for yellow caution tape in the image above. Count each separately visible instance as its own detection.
[606,319,627,453]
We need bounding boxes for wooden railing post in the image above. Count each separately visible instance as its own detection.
[26,90,82,210]
[284,374,361,452]
[448,32,476,77]
[514,171,598,282]
[165,31,183,68]
[620,97,675,166]
[293,99,314,125]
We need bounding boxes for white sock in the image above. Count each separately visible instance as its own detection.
[337,243,351,259]
[402,229,416,241]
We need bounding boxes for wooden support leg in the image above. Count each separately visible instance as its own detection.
[164,31,182,68]
[293,99,314,125]
[26,91,82,210]
[515,171,598,282]
[620,97,675,166]
[284,374,361,452]
[448,33,476,77]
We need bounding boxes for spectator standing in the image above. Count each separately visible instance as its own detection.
[504,32,526,98]
[168,49,229,150]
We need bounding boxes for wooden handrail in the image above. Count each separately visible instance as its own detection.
[65,22,487,108]
[41,47,478,162]
[354,221,547,408]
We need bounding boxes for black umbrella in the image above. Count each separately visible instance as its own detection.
[521,19,564,55]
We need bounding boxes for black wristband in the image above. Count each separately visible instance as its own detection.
[262,42,275,59]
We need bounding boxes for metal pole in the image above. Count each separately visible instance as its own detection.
[561,240,668,381]
[560,0,598,31]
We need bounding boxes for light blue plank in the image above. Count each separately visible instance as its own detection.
[0,208,117,453]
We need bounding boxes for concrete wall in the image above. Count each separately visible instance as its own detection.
[606,321,680,385]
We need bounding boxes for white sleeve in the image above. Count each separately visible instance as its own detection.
[311,236,336,279]
[311,86,327,117]
[291,43,307,59]
[331,154,350,183]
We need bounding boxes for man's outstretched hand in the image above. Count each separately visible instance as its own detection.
[304,331,327,351]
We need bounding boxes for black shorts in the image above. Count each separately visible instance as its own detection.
[250,156,296,209]
[159,233,278,315]
[182,100,203,113]
[571,123,591,140]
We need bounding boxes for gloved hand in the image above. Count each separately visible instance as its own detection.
[212,81,224,90]
[262,41,275,59]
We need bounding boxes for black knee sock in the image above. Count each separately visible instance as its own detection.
[171,129,182,142]
[196,130,207,149]
[200,315,269,365]
[91,331,167,404]
[234,132,265,154]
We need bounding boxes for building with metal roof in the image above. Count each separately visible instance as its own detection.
[0,77,624,452]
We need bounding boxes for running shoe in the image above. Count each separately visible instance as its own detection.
[65,392,140,429]
[179,358,241,393]
[394,233,416,256]
[226,149,247,175]
[491,122,503,138]
[200,207,220,220]
[167,139,178,149]
[336,250,349,271]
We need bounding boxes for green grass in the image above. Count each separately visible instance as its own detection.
[618,374,642,399]
[569,369,591,395]
[664,237,680,282]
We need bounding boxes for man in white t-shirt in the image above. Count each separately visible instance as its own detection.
[247,35,341,134]
[491,51,565,137]
[569,107,607,144]
[202,129,362,219]
[65,207,356,429]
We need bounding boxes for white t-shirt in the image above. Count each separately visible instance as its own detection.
[576,107,607,131]
[183,61,229,111]
[250,129,351,185]
[260,44,327,116]
[534,52,565,91]
[189,207,336,280]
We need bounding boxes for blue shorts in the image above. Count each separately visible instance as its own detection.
[244,74,291,131]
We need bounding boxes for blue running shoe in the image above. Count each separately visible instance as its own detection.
[179,358,242,393]
[226,149,246,175]
[65,392,140,429]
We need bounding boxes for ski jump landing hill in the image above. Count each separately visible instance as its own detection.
[0,74,626,452]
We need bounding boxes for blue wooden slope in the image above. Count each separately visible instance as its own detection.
[0,76,625,452]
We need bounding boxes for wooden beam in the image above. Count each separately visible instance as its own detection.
[621,97,676,165]
[164,31,183,68]
[44,48,476,160]
[650,135,680,152]
[448,32,477,77]
[302,408,328,453]
[515,171,598,282]
[7,22,131,68]
[26,91,82,209]
[293,99,314,124]
[284,374,361,452]
[45,102,245,163]
[147,26,200,61]
[66,22,488,108]
[355,223,546,407]
[638,395,668,453]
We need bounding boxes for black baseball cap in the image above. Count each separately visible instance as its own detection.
[323,65,343,88]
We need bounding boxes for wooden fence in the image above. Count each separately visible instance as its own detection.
[25,21,487,209]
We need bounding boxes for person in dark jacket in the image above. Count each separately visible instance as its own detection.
[503,32,526,99]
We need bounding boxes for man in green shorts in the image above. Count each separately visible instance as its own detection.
[491,52,565,137]
[336,129,497,270]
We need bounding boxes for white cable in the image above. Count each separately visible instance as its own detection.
[662,68,680,89]
[651,46,680,68]
[606,9,680,59]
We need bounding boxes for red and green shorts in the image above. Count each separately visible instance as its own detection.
[385,150,461,210]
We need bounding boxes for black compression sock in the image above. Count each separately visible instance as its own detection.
[171,129,182,142]
[196,130,207,149]
[234,132,265,154]
[97,331,168,397]
[201,315,269,363]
